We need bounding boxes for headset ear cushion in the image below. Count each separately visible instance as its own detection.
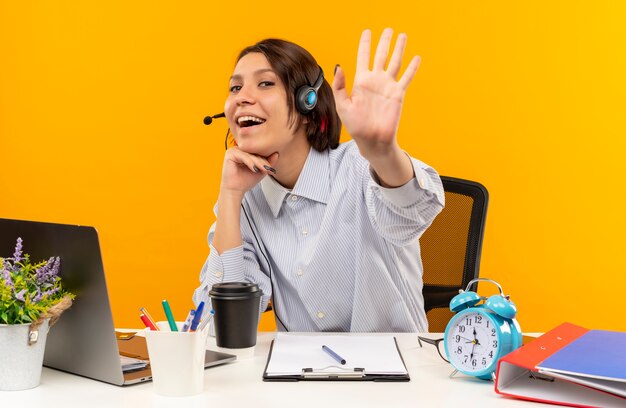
[296,86,317,114]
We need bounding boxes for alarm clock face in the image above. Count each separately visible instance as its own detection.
[444,310,502,376]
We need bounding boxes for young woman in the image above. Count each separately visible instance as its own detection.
[193,29,444,332]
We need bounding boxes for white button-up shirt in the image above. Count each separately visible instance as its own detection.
[193,141,444,332]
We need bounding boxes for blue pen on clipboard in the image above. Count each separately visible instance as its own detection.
[322,345,346,365]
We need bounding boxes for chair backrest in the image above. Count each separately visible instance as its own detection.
[420,176,489,332]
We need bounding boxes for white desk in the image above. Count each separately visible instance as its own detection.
[1,333,533,408]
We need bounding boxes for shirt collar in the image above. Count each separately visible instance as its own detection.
[261,146,330,218]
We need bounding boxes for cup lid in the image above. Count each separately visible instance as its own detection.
[209,282,261,298]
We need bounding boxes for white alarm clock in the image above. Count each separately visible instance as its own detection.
[443,278,522,380]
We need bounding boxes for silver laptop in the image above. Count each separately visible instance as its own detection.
[0,218,236,386]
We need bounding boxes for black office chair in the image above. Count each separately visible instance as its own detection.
[420,176,489,332]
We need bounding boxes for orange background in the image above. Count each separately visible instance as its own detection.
[2,1,625,331]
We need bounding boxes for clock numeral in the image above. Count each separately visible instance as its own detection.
[456,346,463,354]
[465,318,472,326]
[492,340,498,348]
[464,355,469,363]
[471,359,477,367]
[482,358,487,366]
[455,335,461,343]
[458,325,466,333]
[491,328,496,336]
[486,320,490,328]
[474,315,482,324]
[489,351,494,358]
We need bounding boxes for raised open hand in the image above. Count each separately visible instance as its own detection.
[332,28,420,158]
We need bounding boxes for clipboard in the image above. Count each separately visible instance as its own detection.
[262,334,410,382]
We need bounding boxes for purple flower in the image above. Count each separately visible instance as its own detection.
[33,287,43,303]
[14,288,26,302]
[1,267,13,288]
[35,257,53,284]
[50,256,61,278]
[35,257,61,285]
[43,287,60,297]
[13,238,23,263]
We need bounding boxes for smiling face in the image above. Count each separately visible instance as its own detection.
[224,52,308,157]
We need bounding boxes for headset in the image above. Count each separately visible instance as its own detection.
[202,67,326,332]
[203,65,325,140]
[295,66,324,114]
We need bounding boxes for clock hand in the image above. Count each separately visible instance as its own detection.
[469,327,478,361]
[471,327,481,345]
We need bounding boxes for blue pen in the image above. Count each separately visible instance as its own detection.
[181,309,196,332]
[189,301,205,332]
[322,345,346,365]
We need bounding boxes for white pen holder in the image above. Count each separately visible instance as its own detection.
[145,322,210,397]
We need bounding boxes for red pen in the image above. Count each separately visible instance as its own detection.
[140,313,159,331]
[140,307,158,329]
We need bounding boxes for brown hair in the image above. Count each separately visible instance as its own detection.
[237,39,341,151]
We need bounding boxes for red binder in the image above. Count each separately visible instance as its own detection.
[494,322,626,407]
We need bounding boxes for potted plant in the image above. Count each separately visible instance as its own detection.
[0,238,74,391]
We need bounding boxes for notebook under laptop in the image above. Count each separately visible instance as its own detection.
[0,218,236,386]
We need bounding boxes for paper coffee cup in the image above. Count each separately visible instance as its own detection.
[209,282,262,349]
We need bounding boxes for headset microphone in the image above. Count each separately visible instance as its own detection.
[203,112,229,149]
[202,109,290,331]
[203,112,225,125]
